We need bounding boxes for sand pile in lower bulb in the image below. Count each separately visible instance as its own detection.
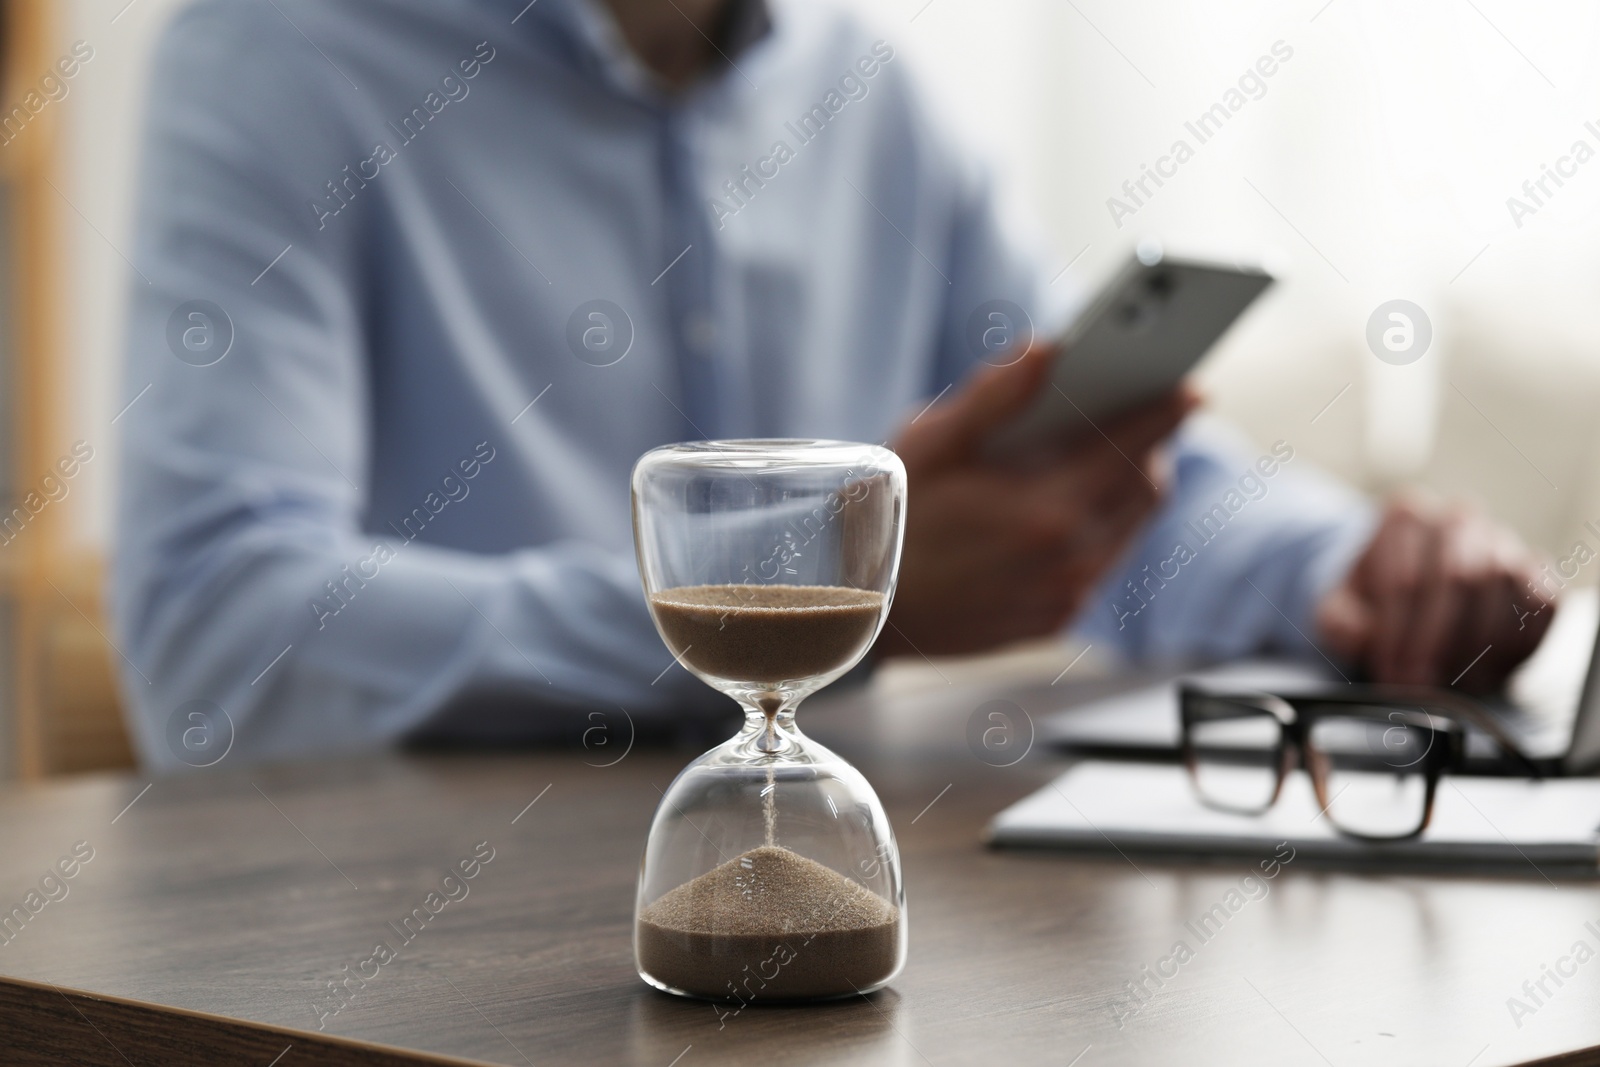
[636,845,899,1000]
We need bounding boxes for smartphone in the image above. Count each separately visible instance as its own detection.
[985,248,1274,457]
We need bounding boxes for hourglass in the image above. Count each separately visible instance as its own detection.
[631,439,908,1002]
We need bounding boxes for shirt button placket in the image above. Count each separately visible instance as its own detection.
[658,110,723,439]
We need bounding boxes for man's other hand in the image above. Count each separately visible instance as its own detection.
[1316,492,1556,693]
[878,346,1198,659]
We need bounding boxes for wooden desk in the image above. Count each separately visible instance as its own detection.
[1,667,1598,1066]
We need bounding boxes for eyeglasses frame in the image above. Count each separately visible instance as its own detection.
[1178,683,1536,841]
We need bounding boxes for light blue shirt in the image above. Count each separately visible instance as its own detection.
[115,0,1372,769]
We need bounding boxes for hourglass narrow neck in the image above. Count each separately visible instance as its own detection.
[736,696,804,756]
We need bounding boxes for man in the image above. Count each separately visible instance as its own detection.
[115,0,1552,769]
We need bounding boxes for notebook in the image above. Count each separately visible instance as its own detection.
[986,761,1600,876]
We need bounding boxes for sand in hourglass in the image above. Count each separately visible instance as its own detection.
[648,584,884,845]
[636,845,900,1000]
[646,584,884,684]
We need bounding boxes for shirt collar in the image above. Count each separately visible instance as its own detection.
[511,0,772,102]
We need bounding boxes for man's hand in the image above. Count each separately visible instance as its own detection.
[877,346,1198,659]
[1316,493,1555,693]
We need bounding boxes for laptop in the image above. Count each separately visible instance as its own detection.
[1044,588,1600,776]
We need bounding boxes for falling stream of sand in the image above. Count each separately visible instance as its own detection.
[760,697,779,847]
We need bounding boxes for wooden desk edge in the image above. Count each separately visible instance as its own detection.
[0,972,497,1067]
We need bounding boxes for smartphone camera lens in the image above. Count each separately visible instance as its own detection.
[1117,272,1174,332]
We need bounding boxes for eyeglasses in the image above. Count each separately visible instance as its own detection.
[1178,684,1541,841]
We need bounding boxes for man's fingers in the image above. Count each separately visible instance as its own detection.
[1010,433,1173,568]
[1088,387,1196,486]
[1366,498,1433,682]
[886,353,1199,658]
[1451,571,1517,691]
[1317,585,1371,664]
[1468,533,1557,689]
[1399,509,1484,683]
[1094,384,1201,462]
[1324,491,1556,690]
[898,353,1198,477]
[1030,385,1197,503]
[895,344,1054,470]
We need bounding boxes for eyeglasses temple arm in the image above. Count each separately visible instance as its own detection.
[1385,688,1545,780]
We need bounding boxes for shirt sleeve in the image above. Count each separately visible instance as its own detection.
[113,5,713,771]
[1070,415,1377,666]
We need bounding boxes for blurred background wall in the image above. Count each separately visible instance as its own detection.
[3,0,1599,777]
